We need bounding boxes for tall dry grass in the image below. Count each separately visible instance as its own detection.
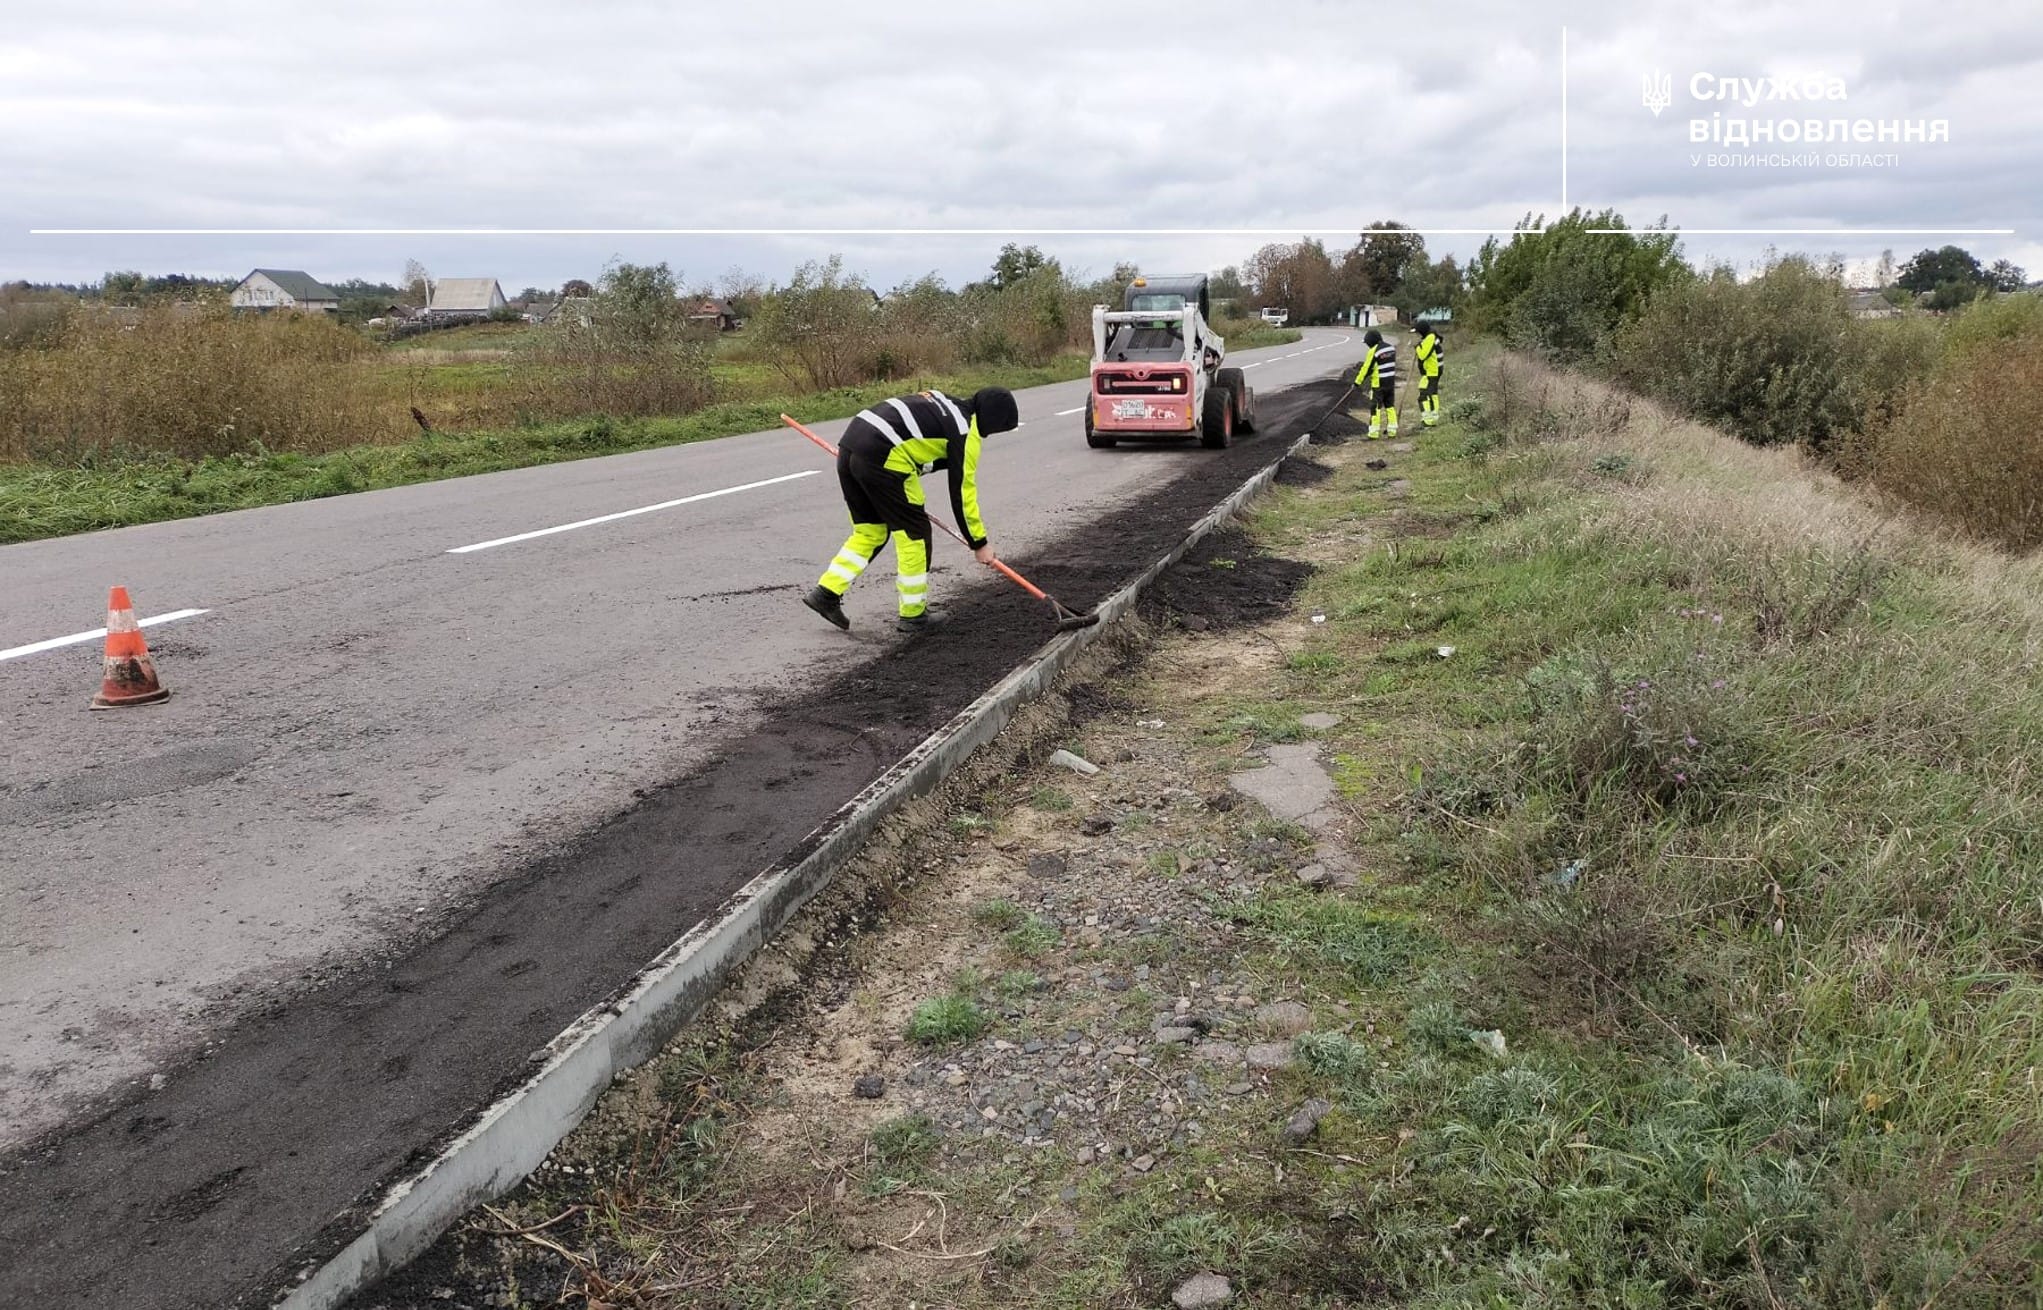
[0,305,410,461]
[0,300,728,465]
[1866,305,2043,553]
[1474,350,2043,616]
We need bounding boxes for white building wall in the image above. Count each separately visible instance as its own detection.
[230,273,290,309]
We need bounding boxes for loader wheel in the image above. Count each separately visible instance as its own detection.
[1201,385,1235,449]
[1218,367,1255,433]
[1084,414,1117,448]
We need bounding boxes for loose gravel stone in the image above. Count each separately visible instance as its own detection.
[1026,853,1067,879]
[1246,1042,1295,1070]
[1254,1001,1313,1036]
[1283,1097,1332,1143]
[1172,1272,1234,1308]
[852,1075,885,1099]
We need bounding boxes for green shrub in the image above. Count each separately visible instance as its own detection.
[1612,256,1874,451]
[1465,210,1689,364]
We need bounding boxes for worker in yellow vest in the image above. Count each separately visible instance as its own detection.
[1413,321,1445,427]
[804,387,1020,634]
[1353,329,1398,439]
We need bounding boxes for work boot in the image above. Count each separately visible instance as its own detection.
[803,585,850,631]
[897,609,947,635]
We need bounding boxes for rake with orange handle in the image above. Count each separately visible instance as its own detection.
[779,413,1100,632]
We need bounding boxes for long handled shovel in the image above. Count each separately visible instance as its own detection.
[780,414,1100,632]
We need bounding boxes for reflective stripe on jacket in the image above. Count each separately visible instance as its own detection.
[844,389,991,547]
[1355,343,1399,389]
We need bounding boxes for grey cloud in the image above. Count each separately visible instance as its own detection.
[0,0,2034,288]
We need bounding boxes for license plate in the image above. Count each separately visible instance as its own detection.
[1112,400,1150,420]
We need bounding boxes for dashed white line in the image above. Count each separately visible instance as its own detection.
[1053,406,1086,416]
[1,608,211,663]
[447,470,820,554]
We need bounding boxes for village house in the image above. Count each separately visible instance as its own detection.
[685,296,744,331]
[229,269,340,313]
[425,278,507,321]
[549,296,596,328]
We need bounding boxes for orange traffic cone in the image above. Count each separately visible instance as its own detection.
[90,586,171,709]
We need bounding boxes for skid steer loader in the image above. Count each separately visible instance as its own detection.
[1083,274,1254,450]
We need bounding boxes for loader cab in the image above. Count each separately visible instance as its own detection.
[1123,276,1210,321]
[1107,275,1209,361]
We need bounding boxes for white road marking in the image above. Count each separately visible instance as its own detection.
[1241,361,1267,368]
[447,470,820,554]
[1054,406,1086,416]
[1,609,211,663]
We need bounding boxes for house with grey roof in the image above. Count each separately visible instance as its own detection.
[426,278,507,321]
[229,269,340,313]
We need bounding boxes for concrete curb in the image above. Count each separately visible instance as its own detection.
[276,430,1314,1309]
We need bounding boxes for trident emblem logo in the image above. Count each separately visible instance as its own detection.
[1643,71,1673,117]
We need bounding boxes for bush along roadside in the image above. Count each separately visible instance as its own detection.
[348,350,2040,1310]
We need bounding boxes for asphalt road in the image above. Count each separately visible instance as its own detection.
[0,328,1353,1154]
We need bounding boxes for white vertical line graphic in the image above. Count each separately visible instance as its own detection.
[1561,26,1569,213]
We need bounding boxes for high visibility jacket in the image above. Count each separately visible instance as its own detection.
[843,390,991,548]
[1355,342,1398,389]
[1414,330,1442,377]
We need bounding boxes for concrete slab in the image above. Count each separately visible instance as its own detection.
[1228,744,1339,833]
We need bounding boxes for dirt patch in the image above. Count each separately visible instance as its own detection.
[1141,528,1314,632]
[1307,404,1369,445]
[0,377,1355,1310]
[1275,456,1335,486]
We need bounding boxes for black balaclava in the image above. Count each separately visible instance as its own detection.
[971,387,1020,435]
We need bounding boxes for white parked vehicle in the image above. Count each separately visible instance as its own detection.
[1259,306,1289,327]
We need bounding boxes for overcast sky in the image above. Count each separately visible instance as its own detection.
[3,0,2036,292]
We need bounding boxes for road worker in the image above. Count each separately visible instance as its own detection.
[1413,320,1445,427]
[1353,328,1399,439]
[804,387,1021,634]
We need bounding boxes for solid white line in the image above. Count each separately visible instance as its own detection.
[1054,406,1086,416]
[447,471,819,554]
[0,608,210,663]
[34,226,1553,238]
